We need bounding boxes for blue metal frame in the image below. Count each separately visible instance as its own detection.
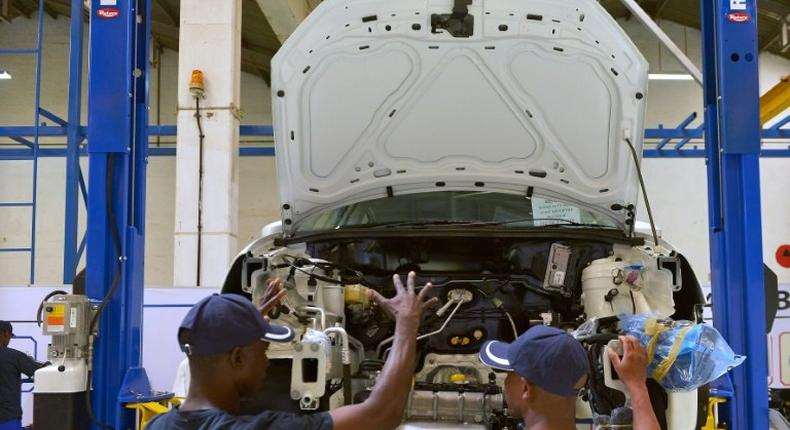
[62,0,86,284]
[0,0,46,284]
[84,0,151,427]
[2,120,787,159]
[700,0,767,428]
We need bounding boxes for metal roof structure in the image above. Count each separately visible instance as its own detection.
[2,0,788,82]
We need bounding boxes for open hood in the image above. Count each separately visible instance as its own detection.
[271,0,648,235]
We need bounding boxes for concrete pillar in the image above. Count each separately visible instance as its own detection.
[173,1,241,287]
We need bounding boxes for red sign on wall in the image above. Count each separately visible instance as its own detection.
[777,245,790,269]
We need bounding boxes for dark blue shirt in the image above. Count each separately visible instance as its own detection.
[0,346,44,422]
[146,407,333,430]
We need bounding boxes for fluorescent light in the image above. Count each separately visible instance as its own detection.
[648,73,693,81]
[0,70,11,80]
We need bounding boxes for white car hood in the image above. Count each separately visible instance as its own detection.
[271,0,648,235]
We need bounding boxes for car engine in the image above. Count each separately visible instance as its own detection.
[222,234,703,429]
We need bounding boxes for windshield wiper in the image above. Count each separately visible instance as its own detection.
[463,218,616,228]
[337,220,478,229]
[335,218,614,230]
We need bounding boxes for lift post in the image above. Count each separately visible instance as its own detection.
[700,0,768,428]
[62,0,85,284]
[85,0,151,427]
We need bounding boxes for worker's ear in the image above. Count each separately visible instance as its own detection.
[522,377,535,402]
[228,346,245,369]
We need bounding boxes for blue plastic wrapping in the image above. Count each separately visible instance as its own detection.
[618,313,745,392]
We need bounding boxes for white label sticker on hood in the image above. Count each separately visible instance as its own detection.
[531,198,582,225]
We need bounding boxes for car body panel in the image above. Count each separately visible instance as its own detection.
[271,0,649,235]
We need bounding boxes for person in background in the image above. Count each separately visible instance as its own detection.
[479,327,661,430]
[0,321,47,430]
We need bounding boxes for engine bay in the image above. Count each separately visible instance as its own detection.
[222,235,703,429]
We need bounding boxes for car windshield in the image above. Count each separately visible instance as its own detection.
[294,191,619,233]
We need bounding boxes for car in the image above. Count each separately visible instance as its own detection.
[221,0,706,428]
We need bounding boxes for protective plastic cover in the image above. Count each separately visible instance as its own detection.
[271,0,649,234]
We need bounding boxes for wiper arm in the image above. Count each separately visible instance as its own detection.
[338,220,477,229]
[467,218,615,228]
[334,218,614,230]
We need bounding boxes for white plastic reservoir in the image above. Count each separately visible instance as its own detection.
[581,251,675,319]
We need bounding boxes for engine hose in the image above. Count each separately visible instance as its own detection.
[343,364,352,406]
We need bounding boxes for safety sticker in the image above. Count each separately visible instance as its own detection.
[70,307,78,328]
[729,0,747,11]
[47,304,65,333]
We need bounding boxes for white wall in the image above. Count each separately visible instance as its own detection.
[0,14,788,287]
[0,14,278,286]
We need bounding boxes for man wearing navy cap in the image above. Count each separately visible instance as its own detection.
[0,321,47,430]
[479,326,660,430]
[148,272,438,430]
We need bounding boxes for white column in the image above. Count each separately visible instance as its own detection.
[173,0,241,287]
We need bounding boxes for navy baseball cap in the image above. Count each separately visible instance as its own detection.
[479,325,589,397]
[178,294,294,356]
[0,321,12,334]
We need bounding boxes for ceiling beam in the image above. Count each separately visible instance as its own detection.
[11,0,34,18]
[0,0,9,22]
[41,0,58,19]
[653,0,671,20]
[43,0,90,20]
[255,0,311,44]
[155,0,178,26]
[760,28,783,51]
[756,0,790,19]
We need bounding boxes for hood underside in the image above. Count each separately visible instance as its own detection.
[271,0,649,234]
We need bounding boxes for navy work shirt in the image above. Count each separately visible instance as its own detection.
[0,346,44,422]
[146,408,333,430]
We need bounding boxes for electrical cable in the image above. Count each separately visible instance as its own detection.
[195,96,205,286]
[35,290,69,327]
[474,286,520,338]
[84,153,124,430]
[279,255,371,286]
[504,311,518,339]
[624,137,660,247]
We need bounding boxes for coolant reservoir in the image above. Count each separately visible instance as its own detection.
[581,253,675,319]
[581,257,651,319]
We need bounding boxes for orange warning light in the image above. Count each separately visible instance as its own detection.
[190,69,205,98]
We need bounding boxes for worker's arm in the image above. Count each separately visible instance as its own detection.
[608,335,661,430]
[15,349,46,378]
[330,272,438,430]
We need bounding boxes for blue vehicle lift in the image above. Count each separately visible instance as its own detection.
[83,0,153,427]
[700,0,768,428]
[0,0,784,427]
